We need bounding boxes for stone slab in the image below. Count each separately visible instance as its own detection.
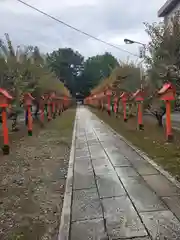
[75,142,88,149]
[73,171,96,190]
[106,150,131,167]
[96,175,126,198]
[143,174,180,197]
[116,238,150,240]
[74,158,92,169]
[102,196,148,239]
[103,144,120,151]
[75,149,90,158]
[118,147,145,163]
[75,146,89,152]
[115,166,139,179]
[132,162,159,175]
[121,177,167,212]
[140,210,180,240]
[92,157,110,167]
[94,166,114,177]
[87,139,100,146]
[72,188,103,221]
[89,146,107,158]
[163,196,180,221]
[70,218,107,240]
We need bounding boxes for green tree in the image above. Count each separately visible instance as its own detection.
[144,13,180,126]
[80,52,119,95]
[47,48,84,96]
[0,34,69,128]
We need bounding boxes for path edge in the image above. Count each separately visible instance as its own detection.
[90,109,180,189]
[58,108,77,240]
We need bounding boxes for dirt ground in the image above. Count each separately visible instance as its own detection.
[91,108,180,181]
[0,108,76,240]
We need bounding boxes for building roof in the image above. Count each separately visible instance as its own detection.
[158,0,179,17]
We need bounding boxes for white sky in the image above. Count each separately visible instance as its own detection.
[0,0,166,61]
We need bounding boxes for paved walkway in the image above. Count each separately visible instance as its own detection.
[61,107,180,240]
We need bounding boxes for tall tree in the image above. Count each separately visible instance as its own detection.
[145,12,180,91]
[80,52,119,95]
[47,48,84,96]
[144,13,180,126]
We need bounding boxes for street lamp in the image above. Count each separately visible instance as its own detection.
[124,39,136,44]
[124,38,146,58]
[124,38,146,89]
[124,39,145,47]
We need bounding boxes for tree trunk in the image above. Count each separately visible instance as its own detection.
[34,103,39,119]
[155,113,163,127]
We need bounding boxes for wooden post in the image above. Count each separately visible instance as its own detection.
[158,83,175,142]
[23,93,34,135]
[27,106,33,136]
[2,108,9,154]
[123,101,127,122]
[106,89,112,116]
[137,102,144,130]
[39,96,45,126]
[166,100,173,141]
[52,102,56,119]
[114,96,118,117]
[40,108,44,123]
[120,92,129,123]
[0,89,13,154]
[51,92,56,119]
[48,103,51,121]
[107,95,111,115]
[63,96,67,111]
[132,90,144,131]
[101,100,104,111]
[47,96,52,121]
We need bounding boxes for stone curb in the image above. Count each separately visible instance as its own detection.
[91,110,180,190]
[58,109,77,240]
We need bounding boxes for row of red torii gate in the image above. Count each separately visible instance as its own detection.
[84,82,176,143]
[0,88,72,155]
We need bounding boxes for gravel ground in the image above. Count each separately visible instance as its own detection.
[0,108,76,240]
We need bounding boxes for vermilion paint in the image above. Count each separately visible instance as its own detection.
[138,102,143,129]
[48,103,51,121]
[63,96,67,110]
[123,101,127,122]
[52,101,56,118]
[52,102,55,114]
[166,101,172,140]
[28,106,33,135]
[2,108,9,146]
[107,95,111,114]
[114,97,118,114]
[40,108,44,123]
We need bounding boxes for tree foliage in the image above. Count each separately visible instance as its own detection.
[91,60,141,95]
[47,48,84,96]
[47,50,119,97]
[144,12,180,92]
[80,52,119,95]
[0,34,69,108]
[143,13,180,126]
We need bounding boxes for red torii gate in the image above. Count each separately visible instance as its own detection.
[0,88,13,155]
[132,89,144,130]
[158,82,175,142]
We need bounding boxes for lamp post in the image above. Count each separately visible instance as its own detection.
[124,38,146,89]
[124,39,146,47]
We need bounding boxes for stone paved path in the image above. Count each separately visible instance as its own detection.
[63,107,180,240]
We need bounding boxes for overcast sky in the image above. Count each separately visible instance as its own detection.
[0,0,166,61]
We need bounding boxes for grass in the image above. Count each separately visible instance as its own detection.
[91,108,180,181]
[0,108,76,240]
